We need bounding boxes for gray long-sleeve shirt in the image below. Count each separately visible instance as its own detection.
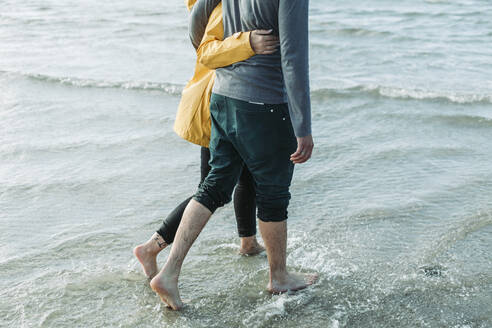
[189,0,221,50]
[190,0,312,137]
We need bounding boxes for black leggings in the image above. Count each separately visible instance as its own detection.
[156,147,256,244]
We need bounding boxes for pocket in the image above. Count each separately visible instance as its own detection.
[234,103,296,163]
[209,93,226,122]
[277,104,296,142]
[210,93,225,111]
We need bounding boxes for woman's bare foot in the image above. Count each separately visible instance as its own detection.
[150,270,184,310]
[267,272,318,294]
[133,233,168,279]
[239,236,265,256]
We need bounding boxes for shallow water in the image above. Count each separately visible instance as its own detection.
[1,0,491,327]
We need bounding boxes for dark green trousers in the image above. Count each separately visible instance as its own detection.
[193,94,297,222]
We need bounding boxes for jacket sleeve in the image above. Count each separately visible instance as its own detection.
[185,0,196,11]
[196,5,256,69]
[279,0,312,137]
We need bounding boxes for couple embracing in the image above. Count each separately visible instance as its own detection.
[134,0,316,310]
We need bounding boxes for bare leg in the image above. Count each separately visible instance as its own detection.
[150,199,212,310]
[133,232,168,279]
[239,236,265,256]
[258,220,318,293]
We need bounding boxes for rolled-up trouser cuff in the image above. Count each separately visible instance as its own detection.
[257,208,288,222]
[256,191,290,222]
[192,180,230,214]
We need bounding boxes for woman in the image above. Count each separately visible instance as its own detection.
[133,0,279,279]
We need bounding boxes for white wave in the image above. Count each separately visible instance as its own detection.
[4,70,490,105]
[0,70,184,95]
[364,84,492,104]
[312,84,492,104]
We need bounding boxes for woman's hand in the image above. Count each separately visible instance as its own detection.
[250,29,280,55]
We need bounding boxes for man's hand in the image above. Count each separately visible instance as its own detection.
[290,135,314,164]
[250,29,279,55]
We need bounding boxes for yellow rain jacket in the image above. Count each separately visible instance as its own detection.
[174,1,256,147]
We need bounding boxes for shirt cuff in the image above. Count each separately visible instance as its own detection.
[236,31,256,57]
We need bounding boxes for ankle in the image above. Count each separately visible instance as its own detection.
[240,236,258,248]
[144,233,167,255]
[160,263,180,281]
[270,268,288,283]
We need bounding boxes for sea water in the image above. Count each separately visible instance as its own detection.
[1,0,491,327]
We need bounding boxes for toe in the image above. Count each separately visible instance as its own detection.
[307,273,319,284]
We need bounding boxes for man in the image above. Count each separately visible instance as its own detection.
[133,0,279,279]
[151,0,316,310]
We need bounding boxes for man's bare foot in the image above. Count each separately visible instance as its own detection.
[150,271,184,310]
[133,233,167,279]
[239,236,265,256]
[267,272,319,294]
